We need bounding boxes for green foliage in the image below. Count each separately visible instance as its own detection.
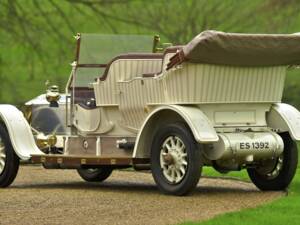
[1,0,300,105]
[283,69,300,109]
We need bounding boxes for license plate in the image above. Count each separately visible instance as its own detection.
[237,142,270,150]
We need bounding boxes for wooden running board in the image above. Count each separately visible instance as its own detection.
[30,154,149,167]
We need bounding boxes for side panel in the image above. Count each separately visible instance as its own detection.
[133,105,218,158]
[164,64,286,104]
[267,103,300,140]
[0,105,44,160]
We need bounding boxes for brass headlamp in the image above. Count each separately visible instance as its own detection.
[46,85,61,107]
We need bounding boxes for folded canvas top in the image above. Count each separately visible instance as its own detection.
[167,30,300,69]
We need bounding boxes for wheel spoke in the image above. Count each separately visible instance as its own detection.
[170,137,176,148]
[171,168,176,182]
[0,139,5,174]
[0,152,5,159]
[182,159,188,166]
[0,151,6,157]
[181,152,187,158]
[165,144,171,151]
[275,164,281,172]
[180,166,185,175]
[175,137,182,148]
[175,169,181,182]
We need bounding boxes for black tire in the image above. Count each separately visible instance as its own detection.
[247,132,298,191]
[77,167,113,182]
[0,124,19,188]
[151,123,202,196]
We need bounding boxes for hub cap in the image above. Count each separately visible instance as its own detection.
[160,136,188,184]
[0,137,6,174]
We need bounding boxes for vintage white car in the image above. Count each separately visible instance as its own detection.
[0,31,299,195]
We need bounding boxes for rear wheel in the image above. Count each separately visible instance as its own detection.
[77,167,113,182]
[247,133,298,191]
[0,124,19,188]
[151,123,202,196]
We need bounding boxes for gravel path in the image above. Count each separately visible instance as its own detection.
[0,165,284,225]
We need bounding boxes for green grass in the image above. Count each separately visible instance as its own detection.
[202,167,250,181]
[180,144,300,225]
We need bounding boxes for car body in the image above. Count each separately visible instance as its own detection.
[0,31,300,195]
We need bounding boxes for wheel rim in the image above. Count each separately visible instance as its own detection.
[0,137,6,174]
[256,155,284,179]
[159,136,188,184]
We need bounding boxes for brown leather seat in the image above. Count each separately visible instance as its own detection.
[98,46,183,81]
[99,53,163,81]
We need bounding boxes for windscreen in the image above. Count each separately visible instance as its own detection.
[74,34,154,88]
[78,34,154,64]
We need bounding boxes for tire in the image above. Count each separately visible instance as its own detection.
[150,123,202,196]
[0,124,19,188]
[77,167,113,182]
[247,132,298,191]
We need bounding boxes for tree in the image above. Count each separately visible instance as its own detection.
[1,0,300,105]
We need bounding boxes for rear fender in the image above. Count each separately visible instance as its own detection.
[133,105,218,158]
[267,103,300,141]
[0,105,44,160]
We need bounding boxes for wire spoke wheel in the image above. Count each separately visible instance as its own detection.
[160,136,188,184]
[0,124,19,188]
[77,167,113,182]
[151,123,202,196]
[0,137,6,175]
[247,133,298,191]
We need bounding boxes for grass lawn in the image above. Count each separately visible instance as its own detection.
[181,144,300,225]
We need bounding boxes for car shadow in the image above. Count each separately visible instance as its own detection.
[10,179,280,196]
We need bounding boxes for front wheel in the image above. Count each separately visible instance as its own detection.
[247,132,298,191]
[0,124,19,188]
[77,167,113,182]
[151,123,202,196]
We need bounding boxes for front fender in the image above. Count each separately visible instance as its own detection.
[267,103,300,141]
[133,105,218,158]
[0,104,44,160]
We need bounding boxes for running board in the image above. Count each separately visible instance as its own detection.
[30,154,149,168]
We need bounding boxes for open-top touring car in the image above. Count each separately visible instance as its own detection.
[0,31,300,195]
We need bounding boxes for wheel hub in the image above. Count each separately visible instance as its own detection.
[0,137,6,174]
[162,153,174,165]
[160,136,188,184]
